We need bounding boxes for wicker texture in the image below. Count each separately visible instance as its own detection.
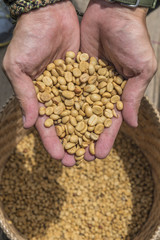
[0,96,160,240]
[0,97,30,240]
[121,97,160,240]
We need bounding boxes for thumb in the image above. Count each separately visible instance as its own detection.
[4,65,39,128]
[122,75,148,127]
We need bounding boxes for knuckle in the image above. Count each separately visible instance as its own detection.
[153,58,158,75]
[142,56,157,80]
[2,55,8,72]
[2,54,22,80]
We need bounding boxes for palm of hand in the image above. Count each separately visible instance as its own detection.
[81,0,157,160]
[3,1,80,166]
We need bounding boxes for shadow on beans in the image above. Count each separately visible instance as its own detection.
[0,129,66,240]
[113,131,154,240]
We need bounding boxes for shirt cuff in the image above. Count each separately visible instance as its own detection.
[4,0,61,20]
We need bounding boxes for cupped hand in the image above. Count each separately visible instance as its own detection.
[3,0,80,166]
[81,0,157,160]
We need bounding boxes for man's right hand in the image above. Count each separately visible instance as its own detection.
[3,0,80,166]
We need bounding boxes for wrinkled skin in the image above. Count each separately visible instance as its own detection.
[3,1,80,166]
[81,0,157,161]
[3,0,157,166]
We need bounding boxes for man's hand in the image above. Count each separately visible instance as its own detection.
[81,0,157,160]
[3,0,80,166]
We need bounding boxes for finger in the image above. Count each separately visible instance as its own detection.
[61,152,76,167]
[122,75,148,127]
[84,146,96,161]
[95,114,122,159]
[35,114,65,160]
[3,65,38,128]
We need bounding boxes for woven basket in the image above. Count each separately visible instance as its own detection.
[0,96,160,240]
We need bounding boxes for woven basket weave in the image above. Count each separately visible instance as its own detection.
[0,96,160,240]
